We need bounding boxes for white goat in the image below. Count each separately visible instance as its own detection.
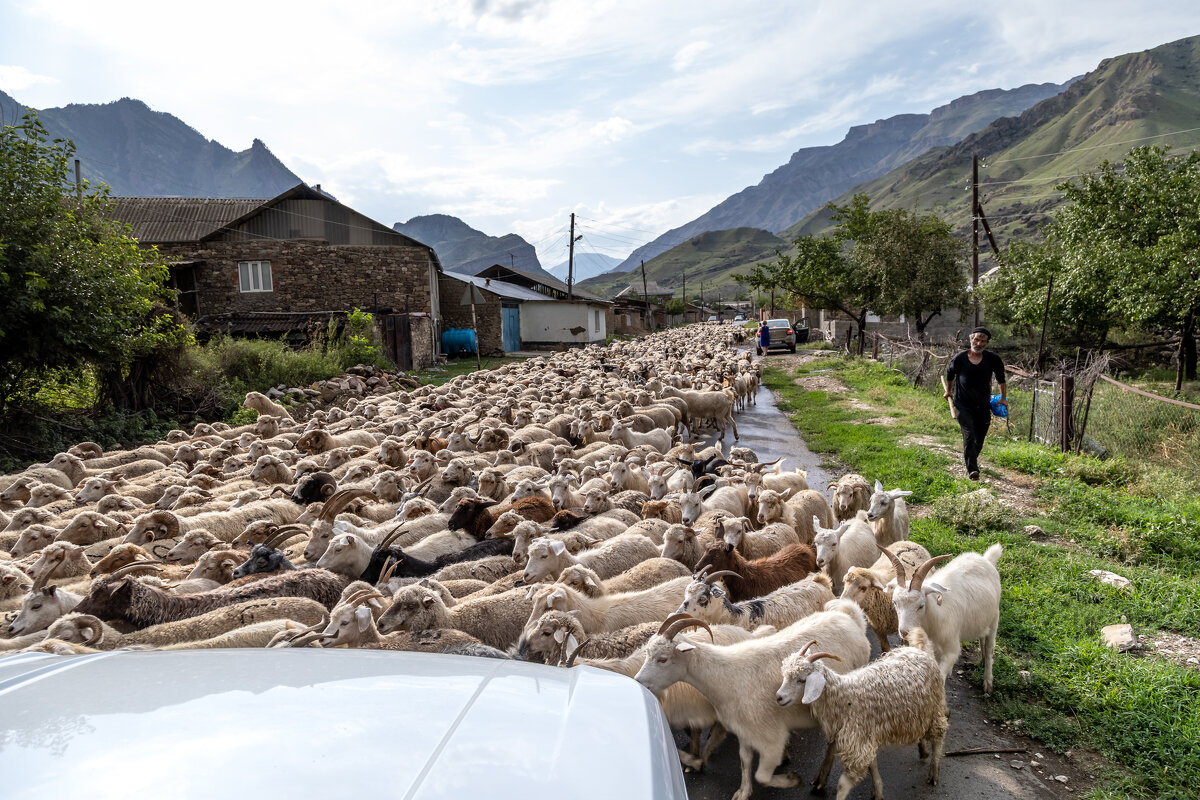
[865,480,911,546]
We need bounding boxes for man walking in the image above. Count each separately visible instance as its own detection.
[944,327,1007,481]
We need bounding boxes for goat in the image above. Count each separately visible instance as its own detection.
[676,569,834,631]
[840,540,931,653]
[812,511,878,595]
[692,540,817,603]
[865,479,912,546]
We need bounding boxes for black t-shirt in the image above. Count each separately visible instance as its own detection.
[946,349,1006,412]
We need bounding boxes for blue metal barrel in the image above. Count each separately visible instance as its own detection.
[441,328,477,355]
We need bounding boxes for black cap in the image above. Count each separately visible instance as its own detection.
[971,326,992,338]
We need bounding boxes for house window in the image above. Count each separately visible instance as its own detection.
[239,260,273,293]
[593,309,601,333]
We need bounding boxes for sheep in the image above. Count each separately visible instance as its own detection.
[446,495,556,541]
[812,512,879,595]
[775,629,948,800]
[163,529,225,564]
[828,473,872,523]
[360,535,514,582]
[0,562,31,601]
[187,549,245,585]
[23,481,76,508]
[642,498,683,524]
[53,511,127,547]
[716,515,798,560]
[9,523,60,557]
[45,451,167,486]
[840,540,932,653]
[73,561,350,629]
[244,390,294,421]
[676,484,750,528]
[865,480,912,546]
[659,524,715,569]
[433,554,518,584]
[27,541,91,584]
[124,499,302,546]
[754,487,832,545]
[693,540,818,603]
[581,488,648,516]
[523,575,691,635]
[608,419,673,455]
[676,569,835,631]
[312,590,509,659]
[516,609,659,665]
[8,568,86,635]
[521,532,660,584]
[886,544,1004,693]
[658,386,738,440]
[740,460,809,502]
[295,428,379,455]
[633,601,871,800]
[377,582,534,651]
[89,543,154,577]
[554,558,692,598]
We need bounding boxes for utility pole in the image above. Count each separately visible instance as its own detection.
[972,154,980,328]
[640,259,652,331]
[508,252,514,269]
[567,212,580,301]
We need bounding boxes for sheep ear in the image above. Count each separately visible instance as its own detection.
[524,585,539,600]
[874,480,884,493]
[565,633,579,653]
[355,606,373,632]
[675,641,695,653]
[421,594,436,608]
[893,490,913,498]
[802,671,827,704]
[584,576,597,588]
[552,628,567,644]
[566,609,581,618]
[549,541,567,556]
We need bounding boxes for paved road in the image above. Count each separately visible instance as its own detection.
[675,371,1085,800]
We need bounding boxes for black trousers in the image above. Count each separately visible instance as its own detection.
[957,405,992,473]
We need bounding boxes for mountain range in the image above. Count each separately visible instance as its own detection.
[547,252,623,283]
[0,90,302,197]
[390,214,553,280]
[585,34,1200,299]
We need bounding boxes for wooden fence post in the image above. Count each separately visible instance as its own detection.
[1059,373,1074,452]
[872,333,880,359]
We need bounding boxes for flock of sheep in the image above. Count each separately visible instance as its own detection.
[0,323,1004,800]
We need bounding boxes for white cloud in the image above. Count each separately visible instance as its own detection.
[0,65,56,93]
[673,41,712,73]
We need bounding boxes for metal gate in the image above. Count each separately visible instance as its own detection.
[501,305,521,352]
[381,313,413,370]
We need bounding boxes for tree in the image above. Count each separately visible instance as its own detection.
[984,145,1200,388]
[0,112,182,419]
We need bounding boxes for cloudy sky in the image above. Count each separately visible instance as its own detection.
[2,1,1197,267]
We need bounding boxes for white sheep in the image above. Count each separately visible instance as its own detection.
[520,532,659,584]
[523,575,691,635]
[775,628,948,800]
[888,543,1003,693]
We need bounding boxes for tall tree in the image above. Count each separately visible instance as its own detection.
[0,112,182,419]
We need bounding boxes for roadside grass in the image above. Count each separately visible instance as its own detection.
[763,355,1200,800]
[407,355,529,385]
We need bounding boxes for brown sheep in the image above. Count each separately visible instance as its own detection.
[449,495,556,541]
[693,540,818,603]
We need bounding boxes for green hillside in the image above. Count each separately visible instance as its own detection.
[782,35,1200,263]
[578,227,785,298]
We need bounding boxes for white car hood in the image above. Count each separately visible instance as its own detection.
[0,649,685,800]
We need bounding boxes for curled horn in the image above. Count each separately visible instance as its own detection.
[703,569,741,586]
[107,561,166,580]
[656,612,696,636]
[806,651,843,664]
[316,488,377,522]
[565,638,591,668]
[878,544,906,588]
[76,614,105,646]
[909,554,952,592]
[263,525,310,550]
[660,615,714,643]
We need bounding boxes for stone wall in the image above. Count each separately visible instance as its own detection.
[158,240,435,317]
[437,275,504,356]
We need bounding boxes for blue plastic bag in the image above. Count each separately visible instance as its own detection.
[990,395,1008,418]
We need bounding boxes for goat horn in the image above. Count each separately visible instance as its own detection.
[78,615,105,647]
[377,524,406,552]
[796,639,819,658]
[378,556,402,586]
[317,488,376,521]
[806,651,843,664]
[263,525,310,550]
[29,565,56,592]
[565,638,591,668]
[286,630,327,648]
[703,570,741,586]
[656,612,695,636]
[107,561,166,580]
[661,616,714,643]
[289,609,332,636]
[878,544,906,588]
[909,554,952,592]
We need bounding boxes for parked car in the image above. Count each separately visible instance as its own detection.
[0,650,689,799]
[761,318,798,353]
[733,314,747,322]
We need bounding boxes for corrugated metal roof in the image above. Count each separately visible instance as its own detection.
[449,275,608,305]
[473,264,607,303]
[109,197,268,243]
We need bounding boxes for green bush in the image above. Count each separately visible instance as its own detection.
[930,490,1018,536]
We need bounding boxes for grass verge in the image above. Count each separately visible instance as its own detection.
[763,354,1200,800]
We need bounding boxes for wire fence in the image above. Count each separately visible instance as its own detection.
[870,332,1200,477]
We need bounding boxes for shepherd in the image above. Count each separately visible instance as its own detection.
[944,326,1007,481]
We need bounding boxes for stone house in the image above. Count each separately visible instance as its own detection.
[108,183,442,367]
[439,265,610,355]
